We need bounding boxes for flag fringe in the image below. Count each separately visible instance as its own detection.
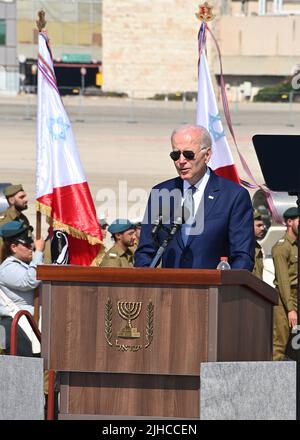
[36,201,103,246]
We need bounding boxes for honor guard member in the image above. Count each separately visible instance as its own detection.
[0,221,44,356]
[0,184,31,262]
[253,210,265,280]
[272,207,299,361]
[130,218,142,254]
[91,217,109,267]
[100,219,136,268]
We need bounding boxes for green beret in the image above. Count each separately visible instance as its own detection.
[253,210,262,221]
[3,184,24,198]
[108,219,136,235]
[283,207,299,220]
[0,220,33,245]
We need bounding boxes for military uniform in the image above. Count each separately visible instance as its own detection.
[0,184,31,263]
[91,245,107,267]
[0,221,42,355]
[100,243,134,268]
[272,232,298,360]
[0,205,30,228]
[253,241,264,280]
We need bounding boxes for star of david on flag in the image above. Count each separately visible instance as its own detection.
[36,31,102,265]
[197,24,240,184]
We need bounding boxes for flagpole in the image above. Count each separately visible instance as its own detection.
[36,211,41,239]
[34,10,47,325]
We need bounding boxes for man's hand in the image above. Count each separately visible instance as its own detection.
[34,238,45,252]
[288,310,297,328]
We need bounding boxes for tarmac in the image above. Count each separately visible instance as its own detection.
[1,93,300,237]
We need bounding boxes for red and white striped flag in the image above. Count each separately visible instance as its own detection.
[197,27,240,184]
[36,31,102,265]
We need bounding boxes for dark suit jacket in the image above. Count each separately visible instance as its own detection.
[134,170,255,270]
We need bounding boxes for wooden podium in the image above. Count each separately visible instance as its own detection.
[37,266,277,419]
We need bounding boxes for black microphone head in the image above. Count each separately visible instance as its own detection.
[169,217,183,236]
[151,215,163,237]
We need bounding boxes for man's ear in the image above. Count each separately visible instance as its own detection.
[204,148,212,164]
[7,195,15,206]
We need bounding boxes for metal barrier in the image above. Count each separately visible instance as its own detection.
[3,88,300,127]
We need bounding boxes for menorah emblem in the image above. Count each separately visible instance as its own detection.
[117,301,142,338]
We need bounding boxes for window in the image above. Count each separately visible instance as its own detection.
[0,20,6,45]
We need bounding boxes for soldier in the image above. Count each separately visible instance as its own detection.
[130,219,142,254]
[272,207,299,361]
[0,184,31,262]
[91,217,109,267]
[252,210,265,280]
[100,219,136,268]
[0,221,44,356]
[0,184,30,227]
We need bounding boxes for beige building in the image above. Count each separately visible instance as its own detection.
[1,0,300,97]
[0,0,18,94]
[17,0,102,61]
[1,0,103,93]
[102,0,300,99]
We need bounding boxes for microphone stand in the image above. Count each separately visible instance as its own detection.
[151,215,163,245]
[149,218,182,268]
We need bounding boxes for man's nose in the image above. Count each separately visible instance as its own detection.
[178,152,186,163]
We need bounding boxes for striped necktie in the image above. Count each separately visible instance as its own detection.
[183,185,196,223]
[182,185,196,245]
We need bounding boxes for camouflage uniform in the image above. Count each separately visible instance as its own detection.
[272,232,298,361]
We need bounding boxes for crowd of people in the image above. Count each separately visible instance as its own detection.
[0,124,298,362]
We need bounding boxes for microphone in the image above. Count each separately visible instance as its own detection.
[169,216,183,236]
[151,215,163,237]
[149,217,182,268]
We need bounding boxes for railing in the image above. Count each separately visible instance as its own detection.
[10,310,40,356]
[10,310,56,420]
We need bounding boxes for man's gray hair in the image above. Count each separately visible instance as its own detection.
[171,124,212,150]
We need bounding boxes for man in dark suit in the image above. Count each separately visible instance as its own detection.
[134,125,255,270]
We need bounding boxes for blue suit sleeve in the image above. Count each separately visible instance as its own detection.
[134,193,159,267]
[228,188,255,271]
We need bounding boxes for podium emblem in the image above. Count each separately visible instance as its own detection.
[105,298,154,352]
[117,301,142,338]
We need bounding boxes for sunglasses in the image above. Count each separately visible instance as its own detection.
[16,240,33,249]
[169,150,196,161]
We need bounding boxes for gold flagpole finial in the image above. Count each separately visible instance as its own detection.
[36,10,47,32]
[195,2,216,23]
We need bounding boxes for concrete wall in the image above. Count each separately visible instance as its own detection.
[0,355,44,420]
[217,15,300,76]
[102,0,204,97]
[102,1,300,98]
[200,361,296,420]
